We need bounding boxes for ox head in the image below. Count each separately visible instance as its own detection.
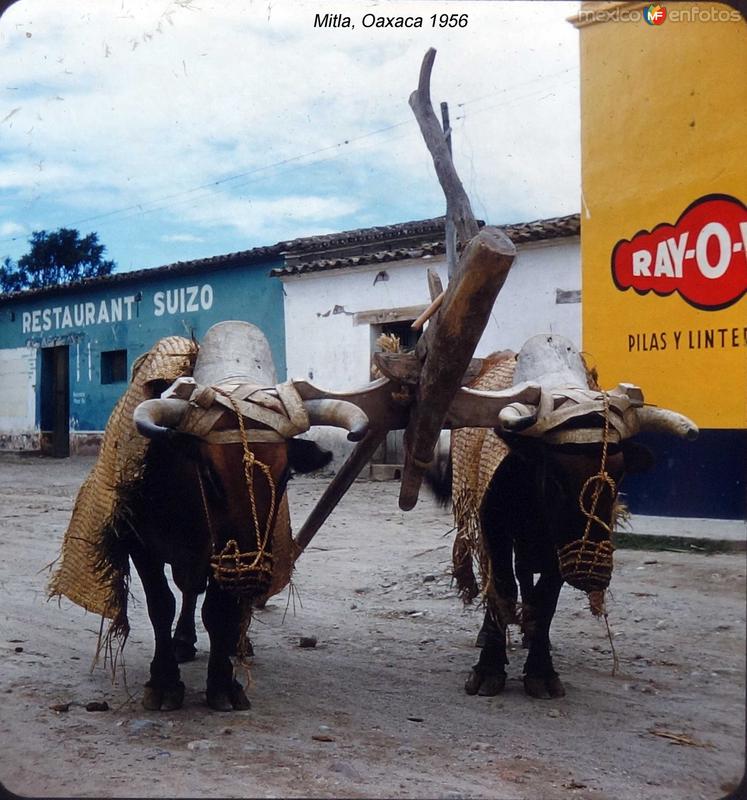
[494,335,698,599]
[132,321,368,601]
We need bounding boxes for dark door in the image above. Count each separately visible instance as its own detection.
[41,346,70,458]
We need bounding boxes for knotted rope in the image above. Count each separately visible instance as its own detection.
[557,392,616,602]
[555,391,619,673]
[195,387,283,685]
[204,387,278,596]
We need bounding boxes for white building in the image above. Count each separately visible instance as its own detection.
[272,214,581,467]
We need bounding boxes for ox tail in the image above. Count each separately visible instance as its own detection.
[287,437,333,474]
[423,447,453,508]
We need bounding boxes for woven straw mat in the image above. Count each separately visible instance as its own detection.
[450,354,516,609]
[48,335,296,632]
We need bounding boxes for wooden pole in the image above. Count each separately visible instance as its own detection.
[399,227,515,510]
[292,427,390,559]
[440,101,458,279]
[398,48,516,510]
[409,49,479,246]
[426,267,444,302]
[411,290,444,331]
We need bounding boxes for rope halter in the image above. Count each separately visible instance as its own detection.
[555,391,616,612]
[183,380,308,597]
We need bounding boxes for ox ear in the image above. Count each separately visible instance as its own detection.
[621,441,655,474]
[287,438,333,474]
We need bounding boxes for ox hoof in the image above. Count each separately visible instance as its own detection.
[546,675,566,698]
[464,668,506,696]
[523,674,565,699]
[207,680,251,712]
[521,635,551,651]
[173,639,197,663]
[142,680,185,711]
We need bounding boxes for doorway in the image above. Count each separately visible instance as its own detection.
[41,346,70,458]
[370,320,421,470]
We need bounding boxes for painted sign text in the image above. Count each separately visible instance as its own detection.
[611,194,747,310]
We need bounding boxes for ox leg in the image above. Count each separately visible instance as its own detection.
[129,546,185,711]
[522,571,565,699]
[201,581,251,711]
[173,589,199,663]
[465,611,508,696]
[516,564,536,649]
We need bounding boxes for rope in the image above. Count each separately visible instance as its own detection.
[578,392,616,543]
[557,391,620,673]
[195,387,281,681]
[213,387,277,577]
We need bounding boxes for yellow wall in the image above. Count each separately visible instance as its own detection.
[573,2,747,429]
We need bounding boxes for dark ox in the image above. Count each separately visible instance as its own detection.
[130,321,366,711]
[428,334,698,699]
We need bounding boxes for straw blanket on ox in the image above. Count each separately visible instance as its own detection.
[450,352,600,624]
[450,354,516,615]
[47,335,295,650]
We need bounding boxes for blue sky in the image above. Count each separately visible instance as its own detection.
[0,1,580,273]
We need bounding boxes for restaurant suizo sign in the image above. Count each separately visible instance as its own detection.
[20,283,215,334]
[611,195,747,311]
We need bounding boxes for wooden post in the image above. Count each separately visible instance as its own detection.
[426,267,444,302]
[440,101,458,279]
[399,47,517,510]
[292,427,389,559]
[399,227,515,510]
[409,49,479,246]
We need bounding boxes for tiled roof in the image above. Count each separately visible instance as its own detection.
[0,213,579,301]
[280,217,450,255]
[271,213,580,277]
[0,243,283,302]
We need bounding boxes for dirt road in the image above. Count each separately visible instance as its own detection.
[0,454,744,799]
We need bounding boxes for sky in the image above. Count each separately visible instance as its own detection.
[0,0,581,273]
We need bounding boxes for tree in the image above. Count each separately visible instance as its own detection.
[0,228,116,293]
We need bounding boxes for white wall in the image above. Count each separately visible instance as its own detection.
[281,237,581,464]
[477,237,581,355]
[0,346,38,449]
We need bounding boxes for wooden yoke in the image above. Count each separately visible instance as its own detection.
[398,49,516,509]
[291,48,516,555]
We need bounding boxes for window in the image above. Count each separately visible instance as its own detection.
[101,349,127,384]
[370,320,422,379]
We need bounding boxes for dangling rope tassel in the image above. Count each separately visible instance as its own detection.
[603,610,619,676]
[235,600,254,689]
[558,392,617,595]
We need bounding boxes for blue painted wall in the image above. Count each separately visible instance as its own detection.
[0,257,284,431]
[621,430,746,521]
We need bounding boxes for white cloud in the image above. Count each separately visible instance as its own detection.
[0,221,26,237]
[161,232,204,243]
[0,0,582,264]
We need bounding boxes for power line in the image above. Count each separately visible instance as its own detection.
[0,64,579,245]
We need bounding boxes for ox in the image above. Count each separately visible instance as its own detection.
[428,334,698,699]
[128,321,367,711]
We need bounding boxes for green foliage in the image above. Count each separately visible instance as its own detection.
[0,228,115,293]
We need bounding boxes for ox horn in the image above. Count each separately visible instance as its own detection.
[302,399,370,442]
[497,402,538,432]
[133,398,190,440]
[635,406,699,440]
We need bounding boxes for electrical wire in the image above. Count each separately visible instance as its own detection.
[0,64,579,245]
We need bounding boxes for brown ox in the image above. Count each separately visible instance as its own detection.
[428,334,698,699]
[129,321,366,711]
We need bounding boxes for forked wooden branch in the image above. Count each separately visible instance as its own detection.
[291,47,517,543]
[409,48,479,245]
[399,227,515,509]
